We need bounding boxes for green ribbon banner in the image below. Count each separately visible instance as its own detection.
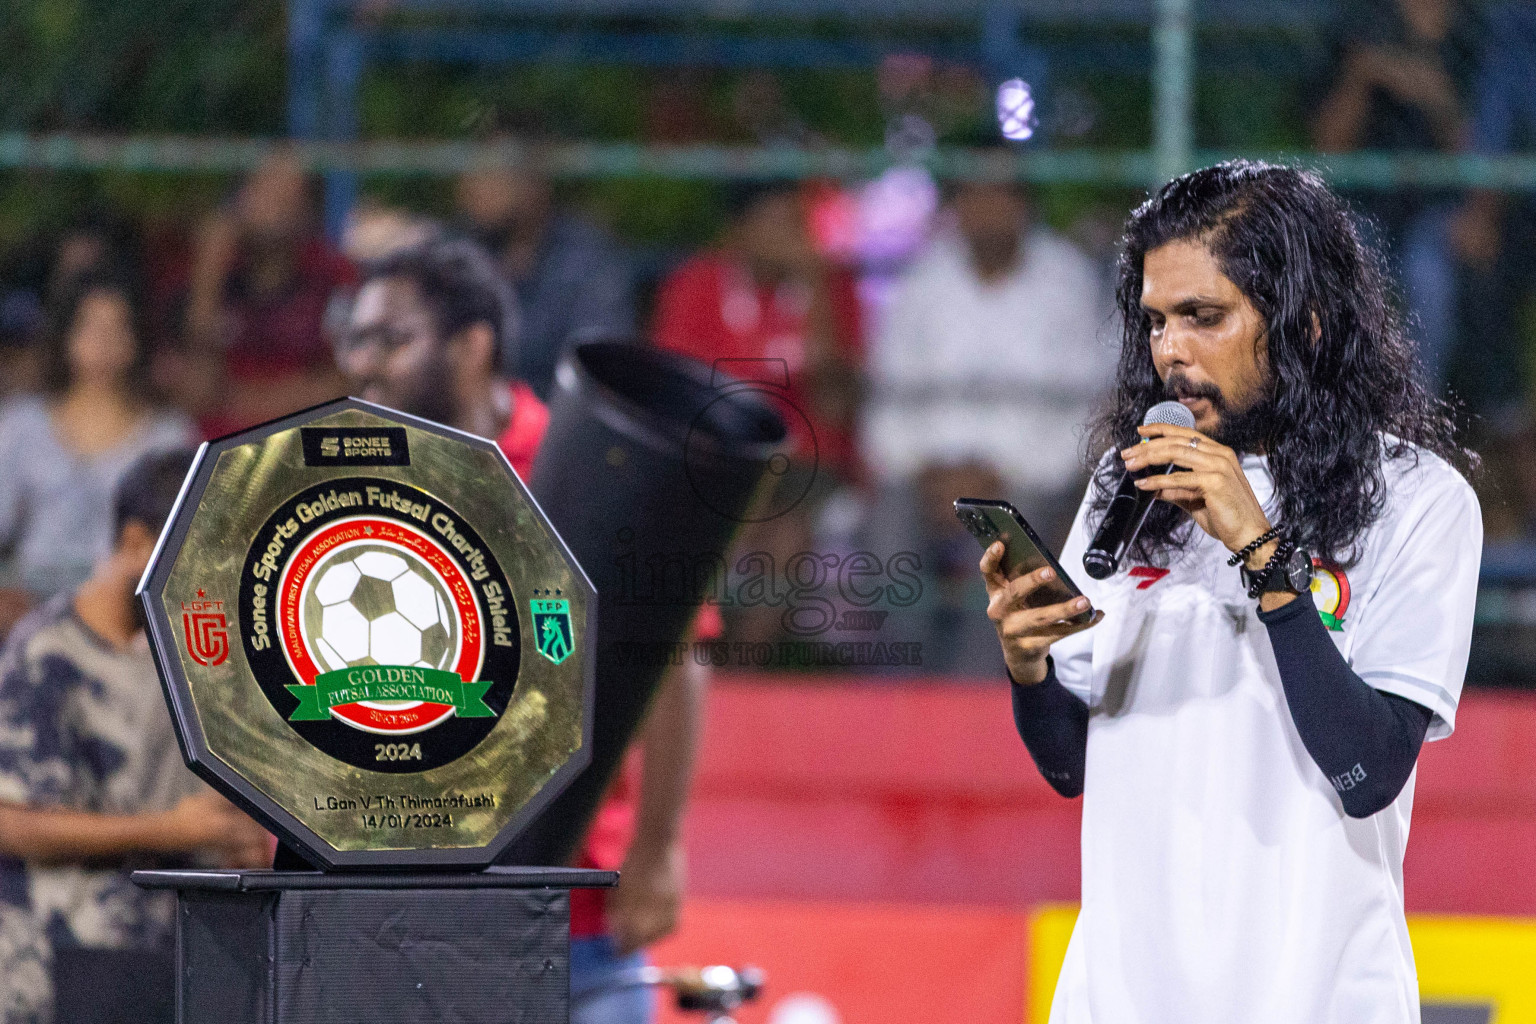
[286,667,495,721]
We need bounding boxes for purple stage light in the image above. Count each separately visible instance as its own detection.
[996,78,1037,141]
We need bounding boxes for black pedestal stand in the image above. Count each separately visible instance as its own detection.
[132,867,616,1024]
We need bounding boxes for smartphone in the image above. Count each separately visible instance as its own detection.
[954,498,1094,626]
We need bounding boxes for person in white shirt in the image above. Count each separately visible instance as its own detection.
[980,161,1480,1023]
[852,176,1112,675]
[863,175,1113,541]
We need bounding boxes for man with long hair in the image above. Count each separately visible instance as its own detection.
[981,161,1480,1021]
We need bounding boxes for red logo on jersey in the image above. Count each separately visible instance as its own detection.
[182,595,229,667]
[1128,566,1170,589]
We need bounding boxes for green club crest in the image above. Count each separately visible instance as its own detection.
[532,598,574,665]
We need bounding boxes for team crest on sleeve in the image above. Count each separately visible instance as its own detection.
[238,477,521,772]
[1309,559,1350,631]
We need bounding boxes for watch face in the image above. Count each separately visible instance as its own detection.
[1284,548,1314,592]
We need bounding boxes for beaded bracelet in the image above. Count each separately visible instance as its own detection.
[1244,538,1296,599]
[1226,526,1281,567]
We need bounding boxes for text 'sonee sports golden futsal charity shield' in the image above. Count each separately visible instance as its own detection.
[138,398,595,869]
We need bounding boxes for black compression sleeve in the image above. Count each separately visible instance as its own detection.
[1259,595,1434,818]
[1009,658,1089,798]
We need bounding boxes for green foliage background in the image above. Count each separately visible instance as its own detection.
[0,0,1323,253]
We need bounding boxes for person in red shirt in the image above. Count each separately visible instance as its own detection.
[336,235,712,1024]
[653,182,863,645]
[177,151,357,436]
[652,181,863,480]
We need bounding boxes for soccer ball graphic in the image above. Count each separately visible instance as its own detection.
[301,545,458,675]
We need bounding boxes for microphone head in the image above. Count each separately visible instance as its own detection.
[1082,549,1117,580]
[1143,400,1197,430]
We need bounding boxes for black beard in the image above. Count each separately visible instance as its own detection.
[363,343,459,427]
[403,346,460,427]
[469,222,515,256]
[468,216,537,259]
[1208,397,1277,454]
[1164,370,1276,454]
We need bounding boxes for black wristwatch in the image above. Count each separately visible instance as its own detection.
[1239,537,1314,599]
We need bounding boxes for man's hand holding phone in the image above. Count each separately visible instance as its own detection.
[980,542,1104,685]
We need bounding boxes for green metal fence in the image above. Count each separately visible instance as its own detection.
[3,0,1535,193]
[5,132,1536,191]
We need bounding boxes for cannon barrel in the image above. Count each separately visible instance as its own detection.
[498,341,786,866]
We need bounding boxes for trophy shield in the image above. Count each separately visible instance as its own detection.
[137,397,595,870]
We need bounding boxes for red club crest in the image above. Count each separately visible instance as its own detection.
[182,595,230,667]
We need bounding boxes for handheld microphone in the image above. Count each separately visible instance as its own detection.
[1082,400,1197,580]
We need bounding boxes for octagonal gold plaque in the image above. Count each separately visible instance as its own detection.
[138,399,594,869]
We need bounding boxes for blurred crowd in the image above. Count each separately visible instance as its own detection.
[4,0,1536,679]
[1313,0,1536,538]
[0,143,1125,678]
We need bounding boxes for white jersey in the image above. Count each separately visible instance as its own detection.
[1047,439,1481,1024]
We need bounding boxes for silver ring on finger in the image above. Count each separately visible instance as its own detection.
[1188,437,1199,450]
